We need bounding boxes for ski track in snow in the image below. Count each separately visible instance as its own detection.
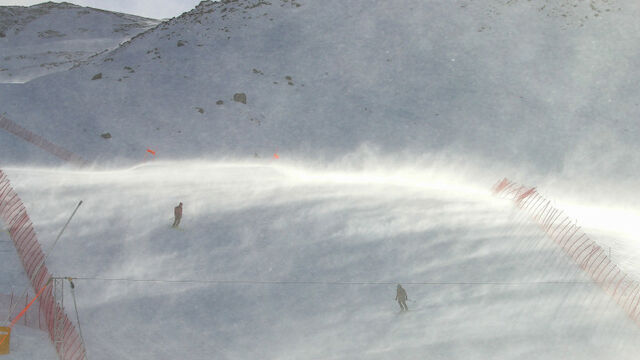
[1,161,640,359]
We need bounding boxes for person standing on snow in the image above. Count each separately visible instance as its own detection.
[396,284,408,311]
[172,202,183,228]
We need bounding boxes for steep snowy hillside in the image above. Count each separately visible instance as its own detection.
[1,0,639,181]
[0,1,159,83]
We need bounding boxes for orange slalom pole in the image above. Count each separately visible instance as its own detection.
[0,279,50,347]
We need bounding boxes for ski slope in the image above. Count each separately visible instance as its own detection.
[2,160,640,359]
[2,0,640,358]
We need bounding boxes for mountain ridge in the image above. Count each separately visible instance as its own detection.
[0,1,160,83]
[1,0,639,182]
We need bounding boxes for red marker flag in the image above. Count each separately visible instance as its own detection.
[273,153,279,159]
[143,148,156,162]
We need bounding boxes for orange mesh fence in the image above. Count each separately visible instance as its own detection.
[0,114,87,166]
[493,178,640,324]
[0,170,87,359]
[0,293,47,332]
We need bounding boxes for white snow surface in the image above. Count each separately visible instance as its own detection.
[1,0,640,358]
[0,1,159,83]
[0,160,640,359]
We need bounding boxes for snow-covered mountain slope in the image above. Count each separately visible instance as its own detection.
[0,1,159,83]
[1,0,639,181]
[3,161,640,360]
[2,1,640,359]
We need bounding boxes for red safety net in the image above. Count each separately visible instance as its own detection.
[493,178,640,325]
[0,170,87,359]
[0,114,87,166]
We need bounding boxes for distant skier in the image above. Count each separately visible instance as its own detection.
[172,202,183,228]
[396,284,408,311]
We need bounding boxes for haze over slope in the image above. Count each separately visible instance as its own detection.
[0,0,638,183]
[0,1,159,83]
[2,161,640,360]
[2,1,640,359]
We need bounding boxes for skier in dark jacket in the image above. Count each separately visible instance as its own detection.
[396,284,408,311]
[172,202,183,228]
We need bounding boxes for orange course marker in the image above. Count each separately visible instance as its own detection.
[143,148,156,162]
[273,153,279,159]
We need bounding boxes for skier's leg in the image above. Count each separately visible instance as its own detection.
[398,301,404,311]
[402,301,408,311]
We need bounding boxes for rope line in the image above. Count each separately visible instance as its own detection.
[69,277,594,286]
[68,279,88,360]
[0,279,50,348]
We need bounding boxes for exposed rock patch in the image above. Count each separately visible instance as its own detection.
[233,93,247,104]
